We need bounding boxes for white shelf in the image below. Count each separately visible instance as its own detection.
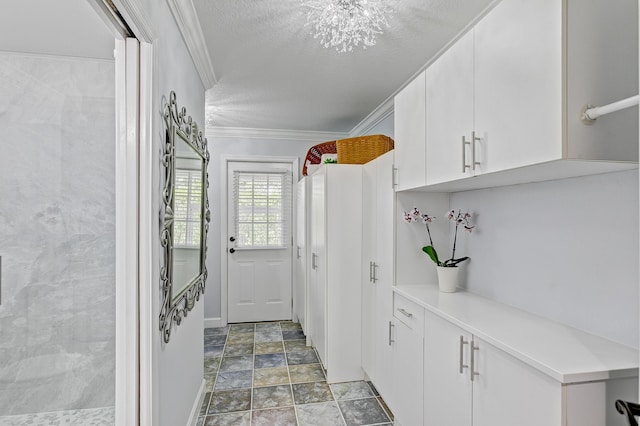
[403,159,638,193]
[394,284,638,384]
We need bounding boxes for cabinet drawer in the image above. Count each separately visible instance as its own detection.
[393,294,424,333]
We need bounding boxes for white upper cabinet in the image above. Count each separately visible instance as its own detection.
[394,70,426,191]
[419,0,637,191]
[426,30,475,185]
[473,0,562,174]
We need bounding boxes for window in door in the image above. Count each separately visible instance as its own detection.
[234,171,292,249]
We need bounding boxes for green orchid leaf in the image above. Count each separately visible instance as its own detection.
[422,245,441,266]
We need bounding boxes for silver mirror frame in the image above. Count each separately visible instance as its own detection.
[160,91,210,344]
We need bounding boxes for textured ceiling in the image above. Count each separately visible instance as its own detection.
[194,0,496,133]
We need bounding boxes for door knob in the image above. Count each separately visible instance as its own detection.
[229,236,235,242]
[229,248,236,253]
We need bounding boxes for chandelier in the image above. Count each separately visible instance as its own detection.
[302,0,394,53]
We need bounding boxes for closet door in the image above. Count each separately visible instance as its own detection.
[361,160,377,380]
[373,151,395,407]
[310,170,327,367]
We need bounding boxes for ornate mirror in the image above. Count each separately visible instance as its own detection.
[160,91,210,343]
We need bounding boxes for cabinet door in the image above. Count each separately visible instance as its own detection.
[474,0,562,174]
[426,30,475,185]
[361,161,377,380]
[310,171,327,367]
[472,337,562,426]
[392,320,424,426]
[394,70,426,191]
[373,151,395,407]
[424,311,472,425]
[294,179,307,332]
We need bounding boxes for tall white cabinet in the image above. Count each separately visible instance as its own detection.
[361,151,395,409]
[307,164,364,383]
[293,177,309,335]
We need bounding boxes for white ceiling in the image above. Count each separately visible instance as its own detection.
[0,0,114,60]
[193,0,496,133]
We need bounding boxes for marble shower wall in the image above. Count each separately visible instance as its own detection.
[0,52,115,415]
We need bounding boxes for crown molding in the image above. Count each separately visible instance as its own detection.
[206,127,349,142]
[166,0,217,89]
[349,97,394,137]
[114,0,155,42]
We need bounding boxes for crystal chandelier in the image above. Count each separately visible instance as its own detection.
[302,0,394,53]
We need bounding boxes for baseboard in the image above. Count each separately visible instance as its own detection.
[187,379,206,426]
[204,317,226,329]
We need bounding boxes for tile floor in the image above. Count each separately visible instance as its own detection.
[197,321,394,426]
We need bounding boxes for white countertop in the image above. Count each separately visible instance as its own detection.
[394,284,639,384]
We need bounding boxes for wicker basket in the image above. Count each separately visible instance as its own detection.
[336,135,395,165]
[302,140,337,175]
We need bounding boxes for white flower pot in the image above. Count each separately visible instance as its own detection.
[436,266,459,293]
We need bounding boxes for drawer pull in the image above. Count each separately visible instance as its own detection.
[397,308,413,318]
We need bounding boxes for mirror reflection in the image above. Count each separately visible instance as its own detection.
[172,133,205,300]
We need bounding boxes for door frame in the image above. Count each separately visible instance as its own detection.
[220,155,299,326]
[95,0,155,424]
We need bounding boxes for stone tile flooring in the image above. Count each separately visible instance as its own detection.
[197,321,394,426]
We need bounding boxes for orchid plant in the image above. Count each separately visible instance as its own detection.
[404,207,475,268]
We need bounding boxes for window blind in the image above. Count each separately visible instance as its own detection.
[233,170,292,249]
[174,169,202,247]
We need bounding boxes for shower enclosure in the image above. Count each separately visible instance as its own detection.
[0,2,118,424]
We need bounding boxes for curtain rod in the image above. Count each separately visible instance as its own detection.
[581,95,639,124]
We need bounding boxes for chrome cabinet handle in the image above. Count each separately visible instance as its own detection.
[471,131,481,171]
[372,262,378,283]
[388,321,395,345]
[470,339,480,381]
[462,136,471,173]
[459,336,469,374]
[311,253,317,270]
[397,308,413,318]
[392,165,398,188]
[297,246,301,259]
[369,261,373,283]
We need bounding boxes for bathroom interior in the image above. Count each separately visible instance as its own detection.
[0,1,117,423]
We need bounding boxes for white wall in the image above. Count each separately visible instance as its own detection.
[450,170,639,348]
[204,136,310,320]
[137,1,207,424]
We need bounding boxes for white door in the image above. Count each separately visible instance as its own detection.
[226,160,294,323]
[309,170,327,365]
[361,160,377,380]
[373,151,395,408]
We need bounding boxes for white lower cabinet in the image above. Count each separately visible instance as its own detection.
[391,295,424,426]
[424,310,605,426]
